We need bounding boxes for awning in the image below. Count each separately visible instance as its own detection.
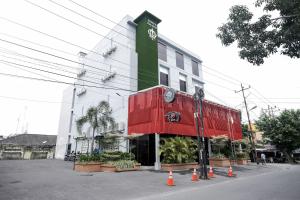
[128,86,242,140]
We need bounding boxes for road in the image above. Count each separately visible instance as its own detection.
[135,164,300,200]
[0,160,299,200]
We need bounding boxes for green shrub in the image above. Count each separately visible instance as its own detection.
[236,152,249,160]
[160,136,197,164]
[210,153,227,159]
[78,151,136,163]
[108,160,136,169]
[79,154,102,162]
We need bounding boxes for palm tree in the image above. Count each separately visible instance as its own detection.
[76,101,116,153]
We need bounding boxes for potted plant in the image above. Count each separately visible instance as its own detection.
[236,152,249,165]
[100,151,140,172]
[209,135,231,167]
[74,154,103,172]
[160,136,198,171]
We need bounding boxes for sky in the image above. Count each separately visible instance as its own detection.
[0,0,299,137]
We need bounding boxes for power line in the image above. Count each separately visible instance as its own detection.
[0,51,135,88]
[47,0,134,41]
[24,0,133,51]
[1,60,58,81]
[0,71,136,92]
[0,94,71,104]
[0,38,137,82]
[0,16,131,67]
[67,0,133,33]
[0,59,136,92]
[0,32,158,81]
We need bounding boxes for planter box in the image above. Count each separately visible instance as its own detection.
[74,162,102,172]
[230,159,237,165]
[209,158,231,167]
[101,163,141,172]
[161,162,199,171]
[237,159,248,165]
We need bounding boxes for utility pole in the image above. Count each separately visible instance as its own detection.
[235,84,257,163]
[193,88,208,179]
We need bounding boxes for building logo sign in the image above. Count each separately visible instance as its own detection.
[165,111,181,122]
[147,19,157,29]
[148,28,157,40]
[164,88,176,103]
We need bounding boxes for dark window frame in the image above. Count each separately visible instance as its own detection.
[159,66,169,86]
[179,73,187,92]
[176,51,184,69]
[158,42,167,62]
[192,60,199,76]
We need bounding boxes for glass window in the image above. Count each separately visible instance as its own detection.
[179,74,187,92]
[193,79,203,93]
[192,60,199,76]
[158,42,167,62]
[160,66,169,86]
[176,52,184,69]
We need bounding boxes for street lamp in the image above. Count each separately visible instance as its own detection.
[193,88,208,179]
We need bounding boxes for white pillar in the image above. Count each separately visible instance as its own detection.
[154,133,161,170]
[208,139,212,157]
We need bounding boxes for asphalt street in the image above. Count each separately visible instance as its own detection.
[135,164,300,200]
[0,160,299,200]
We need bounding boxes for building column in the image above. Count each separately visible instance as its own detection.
[154,133,161,170]
[208,139,212,157]
[239,143,242,152]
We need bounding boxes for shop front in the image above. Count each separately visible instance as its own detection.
[128,86,242,168]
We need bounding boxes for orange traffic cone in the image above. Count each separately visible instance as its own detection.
[228,166,233,177]
[208,166,214,178]
[167,171,175,186]
[191,168,199,181]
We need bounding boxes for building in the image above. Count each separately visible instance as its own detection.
[0,134,57,160]
[56,11,242,166]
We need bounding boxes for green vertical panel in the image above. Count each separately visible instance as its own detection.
[134,11,161,91]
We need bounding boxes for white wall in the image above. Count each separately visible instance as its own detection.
[55,86,74,159]
[69,15,137,153]
[158,38,204,94]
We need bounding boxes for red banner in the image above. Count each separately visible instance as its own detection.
[128,87,242,140]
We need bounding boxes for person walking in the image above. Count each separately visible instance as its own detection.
[261,153,266,165]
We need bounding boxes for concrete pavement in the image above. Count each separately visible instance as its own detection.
[0,160,299,200]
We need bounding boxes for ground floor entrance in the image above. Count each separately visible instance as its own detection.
[130,134,210,166]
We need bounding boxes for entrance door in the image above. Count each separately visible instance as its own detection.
[130,134,155,166]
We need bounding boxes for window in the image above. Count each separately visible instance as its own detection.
[158,42,167,62]
[193,79,203,93]
[160,66,169,86]
[176,51,184,69]
[179,74,187,92]
[192,60,199,76]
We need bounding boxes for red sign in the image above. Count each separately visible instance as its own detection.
[128,86,242,140]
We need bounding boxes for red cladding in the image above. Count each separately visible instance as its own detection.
[128,87,242,140]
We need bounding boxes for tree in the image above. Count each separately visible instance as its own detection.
[256,109,300,162]
[242,123,249,137]
[76,101,116,153]
[217,0,300,65]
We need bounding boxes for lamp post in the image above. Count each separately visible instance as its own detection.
[193,88,208,179]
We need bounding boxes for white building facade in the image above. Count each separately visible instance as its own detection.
[55,11,204,159]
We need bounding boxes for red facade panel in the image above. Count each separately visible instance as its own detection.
[128,87,242,140]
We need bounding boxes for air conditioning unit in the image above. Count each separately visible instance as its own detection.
[76,87,86,96]
[77,69,86,77]
[118,122,125,131]
[102,46,117,58]
[101,71,116,83]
